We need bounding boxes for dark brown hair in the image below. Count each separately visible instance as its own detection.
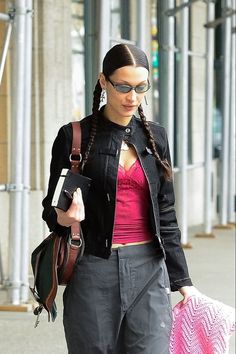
[81,44,172,180]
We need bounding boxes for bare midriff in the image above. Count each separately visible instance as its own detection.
[112,240,153,249]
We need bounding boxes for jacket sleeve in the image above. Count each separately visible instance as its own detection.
[157,128,193,291]
[42,124,72,235]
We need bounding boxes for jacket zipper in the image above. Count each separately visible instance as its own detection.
[108,147,121,252]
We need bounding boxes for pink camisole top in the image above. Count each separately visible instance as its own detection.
[112,159,154,244]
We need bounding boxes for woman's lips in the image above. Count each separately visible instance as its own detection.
[122,105,137,110]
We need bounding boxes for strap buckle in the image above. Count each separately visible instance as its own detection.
[69,153,82,163]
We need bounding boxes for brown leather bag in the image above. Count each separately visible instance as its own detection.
[57,121,84,285]
[30,122,85,323]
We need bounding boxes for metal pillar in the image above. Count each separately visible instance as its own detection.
[158,0,175,159]
[0,10,14,287]
[21,0,33,303]
[228,0,236,223]
[203,2,215,235]
[166,0,175,159]
[177,0,189,245]
[84,0,99,115]
[0,240,3,284]
[136,0,147,50]
[99,0,110,71]
[8,0,27,305]
[32,0,41,190]
[219,0,232,225]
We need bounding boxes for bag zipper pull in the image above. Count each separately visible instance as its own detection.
[34,313,40,328]
[34,305,43,328]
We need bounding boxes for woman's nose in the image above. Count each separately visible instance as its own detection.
[126,88,137,101]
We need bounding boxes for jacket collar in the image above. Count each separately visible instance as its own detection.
[97,106,137,136]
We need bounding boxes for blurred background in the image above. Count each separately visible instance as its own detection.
[0,0,235,325]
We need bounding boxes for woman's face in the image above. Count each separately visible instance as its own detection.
[100,66,149,124]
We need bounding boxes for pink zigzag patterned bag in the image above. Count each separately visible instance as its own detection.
[170,295,235,354]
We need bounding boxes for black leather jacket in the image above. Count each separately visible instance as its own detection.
[42,112,192,291]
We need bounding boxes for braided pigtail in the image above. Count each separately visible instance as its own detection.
[138,104,172,181]
[81,80,102,172]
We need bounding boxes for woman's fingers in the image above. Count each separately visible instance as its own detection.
[178,286,201,304]
[55,188,85,226]
[55,207,72,227]
[70,188,85,221]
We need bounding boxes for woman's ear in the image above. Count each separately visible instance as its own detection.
[99,73,106,90]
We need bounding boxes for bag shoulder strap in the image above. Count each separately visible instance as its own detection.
[70,121,82,173]
[70,121,82,240]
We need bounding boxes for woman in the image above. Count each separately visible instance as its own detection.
[42,44,199,354]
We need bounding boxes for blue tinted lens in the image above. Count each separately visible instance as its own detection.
[135,84,150,93]
[115,85,132,93]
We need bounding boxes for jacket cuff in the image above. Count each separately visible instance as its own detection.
[170,277,193,292]
[47,207,69,236]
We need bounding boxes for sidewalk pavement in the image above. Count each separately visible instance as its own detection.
[0,225,235,354]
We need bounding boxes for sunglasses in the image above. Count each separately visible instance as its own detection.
[107,77,151,94]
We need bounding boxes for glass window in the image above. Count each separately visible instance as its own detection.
[110,0,136,44]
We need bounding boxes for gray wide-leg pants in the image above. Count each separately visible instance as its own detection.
[63,242,172,354]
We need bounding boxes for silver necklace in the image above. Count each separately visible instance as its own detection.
[121,141,129,151]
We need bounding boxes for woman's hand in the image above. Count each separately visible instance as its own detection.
[55,187,85,227]
[178,286,201,304]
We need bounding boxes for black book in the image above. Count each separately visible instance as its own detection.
[52,168,91,211]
